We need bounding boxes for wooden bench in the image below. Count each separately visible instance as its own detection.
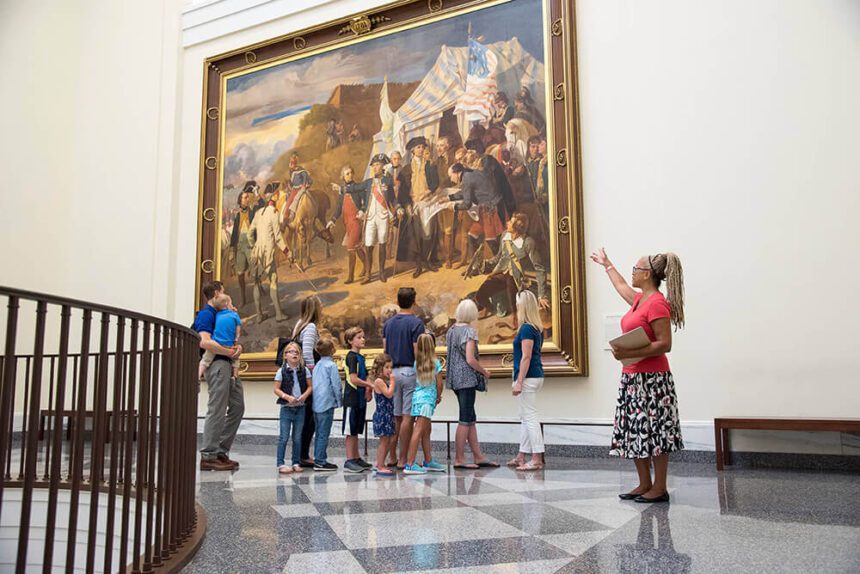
[714,417,860,470]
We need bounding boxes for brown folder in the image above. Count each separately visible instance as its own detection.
[609,327,650,366]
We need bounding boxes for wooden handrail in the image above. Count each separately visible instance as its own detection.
[0,286,204,573]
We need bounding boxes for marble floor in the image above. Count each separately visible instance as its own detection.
[182,445,860,573]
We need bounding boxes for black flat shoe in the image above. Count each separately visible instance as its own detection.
[634,492,670,503]
[618,492,641,500]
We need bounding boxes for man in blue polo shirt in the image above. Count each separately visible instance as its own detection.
[194,281,245,471]
[382,287,426,467]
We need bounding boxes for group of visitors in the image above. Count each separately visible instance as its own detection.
[193,248,686,502]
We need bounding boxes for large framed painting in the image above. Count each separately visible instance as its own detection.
[196,0,587,379]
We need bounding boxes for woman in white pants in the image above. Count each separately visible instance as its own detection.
[508,290,545,471]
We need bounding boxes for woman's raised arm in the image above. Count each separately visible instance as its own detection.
[591,248,636,305]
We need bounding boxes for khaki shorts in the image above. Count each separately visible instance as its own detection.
[392,366,417,416]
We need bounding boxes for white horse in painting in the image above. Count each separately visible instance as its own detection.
[504,118,539,166]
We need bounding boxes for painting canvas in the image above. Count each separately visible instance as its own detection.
[203,0,586,372]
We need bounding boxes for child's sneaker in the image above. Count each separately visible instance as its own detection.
[423,460,446,473]
[403,463,427,475]
[344,460,365,473]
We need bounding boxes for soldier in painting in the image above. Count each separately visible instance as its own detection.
[248,183,290,323]
[524,136,545,203]
[335,120,346,145]
[229,181,264,307]
[464,138,516,226]
[325,119,340,150]
[328,165,369,284]
[362,154,397,284]
[385,151,404,260]
[395,136,440,278]
[474,212,549,328]
[434,136,460,268]
[527,135,549,222]
[348,123,362,143]
[505,134,549,251]
[490,91,514,130]
[282,153,313,224]
[513,87,545,134]
[387,151,404,198]
[445,162,505,268]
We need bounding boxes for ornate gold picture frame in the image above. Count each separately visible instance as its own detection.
[197,0,587,379]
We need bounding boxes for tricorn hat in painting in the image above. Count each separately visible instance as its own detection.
[242,180,258,194]
[370,153,391,165]
[405,136,428,152]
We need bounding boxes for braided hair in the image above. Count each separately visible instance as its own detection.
[648,253,685,330]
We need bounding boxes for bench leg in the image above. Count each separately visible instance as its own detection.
[715,424,724,471]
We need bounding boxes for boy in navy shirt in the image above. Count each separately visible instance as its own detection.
[343,327,373,472]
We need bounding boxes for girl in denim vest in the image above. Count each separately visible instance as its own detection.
[273,342,313,474]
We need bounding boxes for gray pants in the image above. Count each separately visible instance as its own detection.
[200,359,245,460]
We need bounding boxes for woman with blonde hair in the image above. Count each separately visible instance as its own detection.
[591,249,685,503]
[508,290,545,471]
[293,295,323,468]
[445,299,498,469]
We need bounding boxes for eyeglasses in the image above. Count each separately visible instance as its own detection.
[632,266,650,273]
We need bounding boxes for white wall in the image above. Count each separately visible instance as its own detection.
[577,0,860,423]
[0,0,183,318]
[4,0,858,452]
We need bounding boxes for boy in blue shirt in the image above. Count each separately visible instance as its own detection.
[311,333,342,471]
[198,294,242,380]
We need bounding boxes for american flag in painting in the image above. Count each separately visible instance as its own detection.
[454,38,498,122]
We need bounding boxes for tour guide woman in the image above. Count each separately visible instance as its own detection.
[591,248,685,503]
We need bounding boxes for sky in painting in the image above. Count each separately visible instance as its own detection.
[223,0,543,186]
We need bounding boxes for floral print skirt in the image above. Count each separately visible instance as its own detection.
[610,371,684,458]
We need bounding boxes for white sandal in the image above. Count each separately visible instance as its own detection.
[291,464,304,473]
[278,465,293,474]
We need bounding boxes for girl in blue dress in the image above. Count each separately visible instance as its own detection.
[371,353,396,476]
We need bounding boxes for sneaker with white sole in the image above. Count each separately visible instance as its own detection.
[403,463,427,475]
[314,462,338,472]
[344,460,365,473]
[423,460,446,473]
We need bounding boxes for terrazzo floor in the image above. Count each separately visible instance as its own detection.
[182,444,860,573]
